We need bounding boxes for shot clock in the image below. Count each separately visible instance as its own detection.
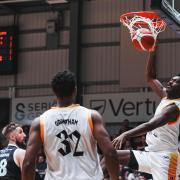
[0,26,18,74]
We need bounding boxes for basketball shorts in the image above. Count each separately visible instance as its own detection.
[132,150,180,180]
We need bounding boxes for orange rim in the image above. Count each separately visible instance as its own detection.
[120,11,166,28]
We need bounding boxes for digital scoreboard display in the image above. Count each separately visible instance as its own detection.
[0,26,18,74]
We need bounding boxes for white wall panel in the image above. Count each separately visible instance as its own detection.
[119,26,147,88]
[82,27,119,43]
[119,0,144,15]
[63,10,70,27]
[16,87,53,97]
[83,84,120,94]
[19,31,69,49]
[82,0,121,25]
[0,90,10,98]
[60,30,69,45]
[19,12,59,30]
[157,43,180,79]
[17,50,69,86]
[0,76,15,87]
[18,10,70,31]
[159,26,178,39]
[82,0,142,25]
[19,33,46,48]
[81,46,120,82]
[0,15,15,26]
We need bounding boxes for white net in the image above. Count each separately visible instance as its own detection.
[121,15,166,40]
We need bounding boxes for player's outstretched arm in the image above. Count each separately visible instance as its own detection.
[22,118,42,180]
[113,103,179,149]
[91,110,119,180]
[146,50,167,98]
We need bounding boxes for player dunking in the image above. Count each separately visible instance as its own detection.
[0,122,26,180]
[22,70,119,180]
[113,50,180,180]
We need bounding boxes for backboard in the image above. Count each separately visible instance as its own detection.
[151,0,180,35]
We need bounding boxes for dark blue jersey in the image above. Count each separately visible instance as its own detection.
[0,145,21,180]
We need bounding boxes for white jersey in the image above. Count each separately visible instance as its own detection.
[146,98,180,152]
[40,104,103,180]
[132,150,180,180]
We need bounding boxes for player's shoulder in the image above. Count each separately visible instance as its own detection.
[88,109,103,124]
[170,98,180,106]
[74,105,93,113]
[14,148,25,155]
[78,106,102,120]
[39,108,58,121]
[41,108,55,115]
[14,148,25,160]
[13,148,25,167]
[90,109,101,116]
[162,97,180,108]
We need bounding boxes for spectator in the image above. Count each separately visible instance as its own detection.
[123,139,133,150]
[127,171,136,180]
[118,119,130,135]
[121,166,133,180]
[118,164,123,179]
[138,173,147,180]
[132,135,146,150]
[138,172,153,180]
[35,155,47,180]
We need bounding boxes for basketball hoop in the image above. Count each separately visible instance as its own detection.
[120,11,167,41]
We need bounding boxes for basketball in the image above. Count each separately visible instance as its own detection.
[132,28,156,52]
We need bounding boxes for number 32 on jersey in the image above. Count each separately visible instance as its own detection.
[56,130,84,157]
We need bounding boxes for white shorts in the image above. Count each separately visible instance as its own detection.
[132,150,180,180]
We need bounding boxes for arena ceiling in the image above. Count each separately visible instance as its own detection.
[0,0,70,15]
